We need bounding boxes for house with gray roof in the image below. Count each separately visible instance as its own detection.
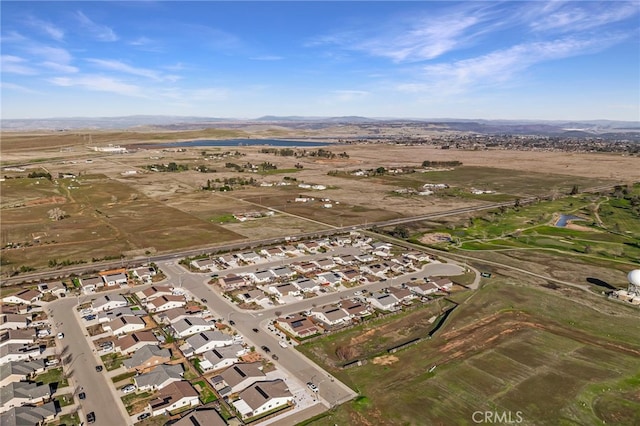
[0,359,46,387]
[366,291,400,312]
[0,382,51,413]
[211,362,266,396]
[184,331,233,356]
[123,345,171,373]
[81,276,104,293]
[268,283,300,298]
[148,381,200,417]
[200,343,247,372]
[271,266,294,278]
[0,314,30,331]
[0,401,56,426]
[134,364,184,392]
[92,294,128,312]
[104,315,146,336]
[0,344,40,365]
[171,317,216,338]
[293,278,320,293]
[97,306,141,324]
[232,379,293,420]
[172,408,227,426]
[310,305,350,327]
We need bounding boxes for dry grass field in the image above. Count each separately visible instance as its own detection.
[299,279,640,426]
[2,130,637,275]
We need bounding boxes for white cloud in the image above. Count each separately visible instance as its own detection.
[1,55,38,75]
[1,82,40,94]
[41,61,79,73]
[49,75,144,97]
[400,34,627,95]
[26,16,64,41]
[250,55,284,61]
[331,90,370,102]
[86,59,180,82]
[528,1,639,33]
[27,45,73,64]
[75,11,118,42]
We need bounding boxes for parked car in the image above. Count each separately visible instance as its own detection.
[122,384,136,394]
[278,340,288,348]
[229,320,236,326]
[201,298,208,303]
[252,328,259,333]
[95,365,103,372]
[272,354,279,360]
[307,382,319,392]
[261,345,271,353]
[57,332,64,339]
[137,413,150,421]
[78,392,86,400]
[86,412,95,423]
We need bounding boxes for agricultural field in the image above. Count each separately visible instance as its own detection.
[299,279,640,426]
[399,184,640,268]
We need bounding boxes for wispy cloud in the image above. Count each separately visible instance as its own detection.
[25,16,64,41]
[1,55,38,75]
[250,55,284,61]
[49,75,144,97]
[27,45,73,64]
[331,90,370,102]
[1,81,41,94]
[527,1,639,33]
[41,61,78,73]
[400,34,627,95]
[86,58,180,82]
[75,11,118,42]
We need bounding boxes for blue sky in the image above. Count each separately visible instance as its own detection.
[2,1,639,120]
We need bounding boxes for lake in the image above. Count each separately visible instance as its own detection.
[158,138,336,148]
[555,214,584,227]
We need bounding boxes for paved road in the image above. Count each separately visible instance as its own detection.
[157,253,464,411]
[4,182,616,285]
[48,291,134,426]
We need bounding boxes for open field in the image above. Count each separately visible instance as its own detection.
[2,130,637,275]
[398,184,640,269]
[299,279,640,426]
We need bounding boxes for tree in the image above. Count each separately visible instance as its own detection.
[569,185,579,195]
[48,207,67,221]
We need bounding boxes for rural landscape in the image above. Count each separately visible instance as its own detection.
[2,1,639,425]
[1,118,639,426]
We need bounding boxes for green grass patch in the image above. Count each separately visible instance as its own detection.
[101,353,129,371]
[192,379,217,404]
[210,213,239,223]
[54,393,75,407]
[112,371,136,383]
[258,168,300,175]
[35,367,67,387]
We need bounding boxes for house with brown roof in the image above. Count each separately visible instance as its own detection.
[231,379,293,420]
[268,283,300,298]
[408,281,440,296]
[0,314,30,331]
[218,274,247,291]
[147,295,186,313]
[116,331,158,354]
[388,286,417,303]
[432,277,454,291]
[172,408,227,426]
[148,381,200,416]
[123,345,171,373]
[341,299,371,318]
[2,289,41,305]
[276,314,320,339]
[136,285,174,302]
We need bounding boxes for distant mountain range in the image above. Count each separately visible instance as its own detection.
[2,115,639,137]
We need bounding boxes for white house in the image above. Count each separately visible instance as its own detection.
[268,283,300,298]
[81,276,104,293]
[211,362,266,396]
[409,282,440,296]
[432,278,454,291]
[232,380,293,420]
[102,272,128,287]
[136,285,174,302]
[0,314,30,331]
[316,272,342,286]
[244,270,275,284]
[190,258,218,272]
[171,317,216,338]
[184,331,233,355]
[366,291,400,312]
[135,364,184,392]
[0,382,51,414]
[237,252,262,264]
[2,289,41,305]
[132,266,157,283]
[92,294,128,312]
[116,331,158,354]
[0,344,40,364]
[105,315,146,336]
[292,278,320,293]
[310,305,350,327]
[147,295,186,313]
[148,381,200,416]
[199,343,247,372]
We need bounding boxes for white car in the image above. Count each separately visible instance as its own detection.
[57,332,64,339]
[278,340,288,348]
[307,382,319,392]
[122,385,136,394]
